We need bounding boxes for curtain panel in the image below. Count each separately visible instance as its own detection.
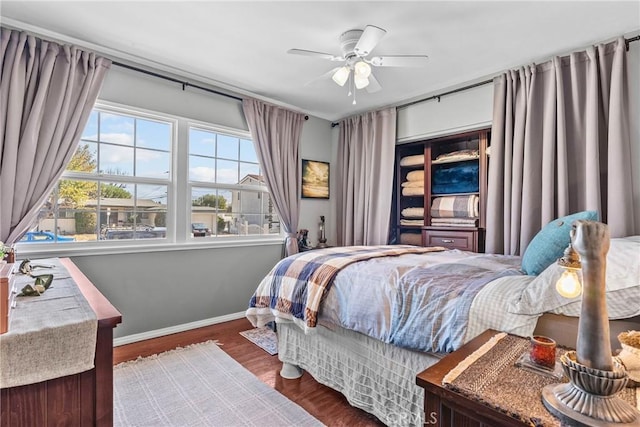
[486,37,633,255]
[0,28,111,244]
[242,98,305,256]
[336,107,396,246]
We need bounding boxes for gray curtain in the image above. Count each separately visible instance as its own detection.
[486,37,633,255]
[0,28,111,244]
[242,98,305,256]
[336,107,396,246]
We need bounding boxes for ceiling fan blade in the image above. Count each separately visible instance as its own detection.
[287,49,344,61]
[370,55,429,67]
[365,73,382,93]
[354,25,387,56]
[304,67,341,86]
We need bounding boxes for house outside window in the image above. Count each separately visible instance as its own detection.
[18,103,280,250]
[189,126,279,238]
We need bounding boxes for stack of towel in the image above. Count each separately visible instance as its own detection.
[430,195,479,227]
[400,206,424,226]
[401,169,424,196]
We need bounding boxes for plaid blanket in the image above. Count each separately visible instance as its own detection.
[246,245,445,332]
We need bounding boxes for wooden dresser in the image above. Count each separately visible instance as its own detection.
[0,258,122,427]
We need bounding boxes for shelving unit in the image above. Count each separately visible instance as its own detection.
[392,128,490,252]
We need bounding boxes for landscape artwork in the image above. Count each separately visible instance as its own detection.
[301,159,329,199]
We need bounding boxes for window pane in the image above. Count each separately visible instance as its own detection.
[189,128,215,156]
[216,159,238,184]
[191,187,226,237]
[136,148,171,178]
[67,142,97,173]
[99,183,167,240]
[239,163,260,183]
[189,155,216,182]
[82,111,98,141]
[100,113,134,146]
[240,139,257,162]
[217,134,239,160]
[136,118,171,151]
[22,182,99,243]
[99,144,134,176]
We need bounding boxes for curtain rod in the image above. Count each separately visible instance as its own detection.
[112,61,243,102]
[330,78,492,128]
[331,34,640,128]
[111,61,309,120]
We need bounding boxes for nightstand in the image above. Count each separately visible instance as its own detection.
[416,330,527,426]
[417,330,638,426]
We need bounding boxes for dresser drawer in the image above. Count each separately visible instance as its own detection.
[423,229,478,252]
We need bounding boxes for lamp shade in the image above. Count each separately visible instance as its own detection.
[354,61,372,78]
[354,74,370,89]
[332,67,350,86]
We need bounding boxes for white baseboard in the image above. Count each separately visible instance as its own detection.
[113,311,247,347]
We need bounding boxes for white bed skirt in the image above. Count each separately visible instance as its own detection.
[277,322,442,427]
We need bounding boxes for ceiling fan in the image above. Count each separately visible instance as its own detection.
[287,25,428,104]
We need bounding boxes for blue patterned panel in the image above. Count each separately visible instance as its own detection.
[432,160,479,195]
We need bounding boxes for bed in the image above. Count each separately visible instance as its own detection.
[246,236,640,426]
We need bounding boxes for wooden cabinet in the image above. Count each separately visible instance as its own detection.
[392,129,489,252]
[416,330,527,427]
[0,258,122,427]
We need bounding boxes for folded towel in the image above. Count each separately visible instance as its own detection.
[400,154,424,167]
[430,222,478,228]
[402,187,425,196]
[400,219,424,226]
[406,170,424,182]
[432,149,479,164]
[401,180,424,188]
[431,195,479,218]
[431,218,478,225]
[401,207,425,218]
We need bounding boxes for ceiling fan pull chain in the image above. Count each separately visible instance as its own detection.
[352,78,357,105]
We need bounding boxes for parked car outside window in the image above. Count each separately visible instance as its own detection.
[20,231,75,243]
[191,223,211,237]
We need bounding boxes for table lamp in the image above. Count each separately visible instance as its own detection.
[541,220,639,425]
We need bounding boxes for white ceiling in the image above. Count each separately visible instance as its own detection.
[2,1,639,121]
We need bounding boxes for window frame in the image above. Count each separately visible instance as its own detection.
[16,101,283,258]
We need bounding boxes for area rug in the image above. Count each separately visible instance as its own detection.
[114,340,322,426]
[239,327,278,355]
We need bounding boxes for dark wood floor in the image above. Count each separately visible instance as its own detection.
[114,318,385,426]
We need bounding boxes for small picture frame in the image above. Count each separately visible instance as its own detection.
[301,159,329,199]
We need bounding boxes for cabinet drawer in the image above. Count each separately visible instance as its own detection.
[423,229,477,251]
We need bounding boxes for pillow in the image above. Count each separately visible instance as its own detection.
[521,210,599,275]
[509,235,640,319]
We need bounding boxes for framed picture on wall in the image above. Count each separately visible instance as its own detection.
[301,159,329,199]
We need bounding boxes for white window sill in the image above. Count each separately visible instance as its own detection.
[15,237,285,259]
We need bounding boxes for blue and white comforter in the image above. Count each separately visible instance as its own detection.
[318,249,525,353]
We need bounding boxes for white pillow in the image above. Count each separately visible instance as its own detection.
[509,236,640,319]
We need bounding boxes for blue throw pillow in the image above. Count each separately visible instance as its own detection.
[521,210,599,275]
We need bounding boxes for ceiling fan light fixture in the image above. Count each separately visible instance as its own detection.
[332,66,350,86]
[354,74,370,89]
[354,61,371,78]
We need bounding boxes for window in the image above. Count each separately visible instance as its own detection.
[189,126,279,238]
[20,103,280,249]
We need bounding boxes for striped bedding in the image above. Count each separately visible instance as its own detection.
[319,249,523,353]
[246,245,445,332]
[247,246,533,353]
